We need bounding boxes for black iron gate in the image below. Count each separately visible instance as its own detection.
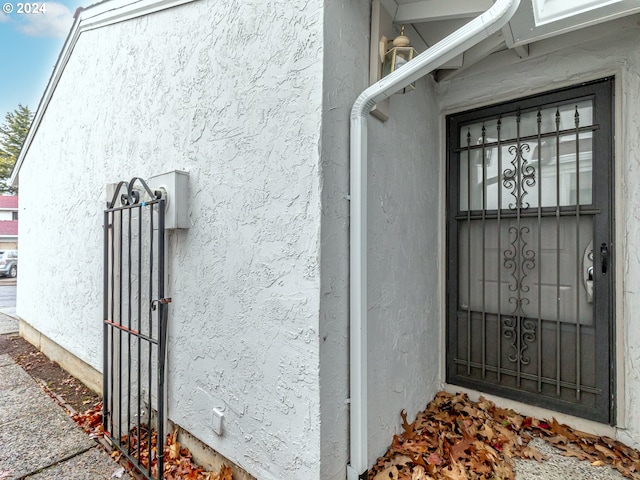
[446,78,614,423]
[103,177,170,479]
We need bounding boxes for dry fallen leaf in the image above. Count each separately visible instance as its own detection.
[219,466,233,480]
[449,437,474,462]
[440,461,467,480]
[373,466,399,480]
[401,410,416,439]
[169,440,181,460]
[521,446,545,462]
[478,423,494,442]
[110,466,126,478]
[595,444,618,460]
[411,465,430,480]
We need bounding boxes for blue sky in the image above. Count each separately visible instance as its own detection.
[0,0,81,120]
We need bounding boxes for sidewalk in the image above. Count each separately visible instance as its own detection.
[0,316,129,479]
[0,311,17,336]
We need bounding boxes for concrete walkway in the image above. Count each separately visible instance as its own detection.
[0,314,129,479]
[0,312,18,336]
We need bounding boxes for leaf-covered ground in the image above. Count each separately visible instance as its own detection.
[370,392,640,480]
[72,402,233,480]
[0,333,98,412]
[0,333,233,480]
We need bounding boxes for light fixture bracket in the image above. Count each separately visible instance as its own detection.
[379,35,389,64]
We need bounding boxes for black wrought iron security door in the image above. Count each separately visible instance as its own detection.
[103,178,169,479]
[446,79,614,423]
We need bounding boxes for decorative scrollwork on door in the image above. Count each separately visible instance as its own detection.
[504,226,535,293]
[503,226,536,365]
[503,317,537,365]
[503,144,536,209]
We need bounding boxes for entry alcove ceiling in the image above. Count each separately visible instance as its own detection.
[377,0,640,80]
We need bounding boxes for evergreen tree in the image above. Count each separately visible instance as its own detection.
[0,104,33,195]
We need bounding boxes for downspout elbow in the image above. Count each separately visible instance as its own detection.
[351,93,378,123]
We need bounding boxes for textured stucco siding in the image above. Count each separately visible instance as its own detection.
[17,1,324,478]
[319,1,443,471]
[366,78,442,463]
[437,14,640,449]
[318,0,369,477]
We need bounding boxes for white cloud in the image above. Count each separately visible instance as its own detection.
[0,12,10,22]
[18,2,74,38]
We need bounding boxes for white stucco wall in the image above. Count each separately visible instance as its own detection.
[366,77,442,463]
[437,14,640,449]
[319,1,443,471]
[17,1,324,478]
[319,0,369,477]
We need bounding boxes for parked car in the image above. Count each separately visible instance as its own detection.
[0,250,17,278]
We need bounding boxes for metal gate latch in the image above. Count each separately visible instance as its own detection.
[151,298,172,310]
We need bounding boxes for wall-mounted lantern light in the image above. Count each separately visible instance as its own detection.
[380,25,417,93]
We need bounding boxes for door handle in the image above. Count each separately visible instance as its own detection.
[583,242,594,304]
[585,266,594,304]
[601,243,608,275]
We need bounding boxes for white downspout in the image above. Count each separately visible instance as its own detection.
[347,0,521,478]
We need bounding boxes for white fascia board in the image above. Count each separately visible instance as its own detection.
[395,0,493,23]
[78,0,197,32]
[508,0,640,47]
[9,0,199,186]
[532,0,624,26]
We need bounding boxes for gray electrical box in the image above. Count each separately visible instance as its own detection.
[148,170,189,229]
